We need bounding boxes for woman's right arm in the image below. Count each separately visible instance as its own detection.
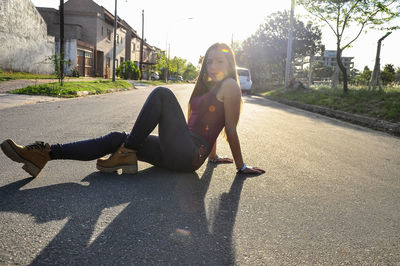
[221,79,264,174]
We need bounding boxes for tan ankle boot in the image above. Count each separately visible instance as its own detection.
[96,144,138,174]
[1,139,51,178]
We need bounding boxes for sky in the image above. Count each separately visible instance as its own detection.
[31,0,400,71]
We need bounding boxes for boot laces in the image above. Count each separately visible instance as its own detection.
[26,141,47,150]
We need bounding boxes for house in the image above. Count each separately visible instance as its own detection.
[0,0,54,74]
[318,50,354,72]
[121,19,159,79]
[37,0,157,78]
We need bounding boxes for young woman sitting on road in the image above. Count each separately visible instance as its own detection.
[1,43,265,177]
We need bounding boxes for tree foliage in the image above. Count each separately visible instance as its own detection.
[47,54,71,85]
[381,63,396,85]
[116,60,141,80]
[153,52,199,81]
[312,60,334,80]
[297,0,400,92]
[182,63,198,81]
[395,67,400,83]
[351,65,372,85]
[237,11,322,87]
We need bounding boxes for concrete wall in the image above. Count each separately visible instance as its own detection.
[0,0,54,74]
[55,39,77,75]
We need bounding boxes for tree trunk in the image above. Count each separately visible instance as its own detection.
[336,47,348,93]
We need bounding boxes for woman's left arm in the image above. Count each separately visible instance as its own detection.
[222,79,265,175]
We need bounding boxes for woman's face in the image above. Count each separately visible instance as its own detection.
[205,48,230,82]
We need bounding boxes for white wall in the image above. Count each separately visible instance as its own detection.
[55,39,77,75]
[0,0,55,74]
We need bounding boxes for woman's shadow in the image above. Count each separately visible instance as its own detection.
[0,163,246,265]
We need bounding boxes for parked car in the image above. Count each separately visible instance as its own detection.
[168,75,183,81]
[236,67,252,93]
[151,72,159,80]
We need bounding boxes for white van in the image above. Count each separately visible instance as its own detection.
[236,67,252,93]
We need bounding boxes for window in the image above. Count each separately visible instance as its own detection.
[101,26,104,36]
[107,29,112,41]
[106,57,111,68]
[117,34,119,44]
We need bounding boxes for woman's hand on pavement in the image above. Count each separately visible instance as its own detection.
[240,166,265,175]
[209,155,234,164]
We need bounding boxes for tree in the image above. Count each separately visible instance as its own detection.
[352,66,372,85]
[169,57,187,76]
[298,0,400,93]
[116,60,141,80]
[381,63,396,85]
[312,60,334,80]
[361,66,372,85]
[153,51,169,80]
[182,63,198,81]
[239,11,322,87]
[395,67,400,83]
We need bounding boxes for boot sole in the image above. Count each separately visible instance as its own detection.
[1,139,41,177]
[96,164,138,174]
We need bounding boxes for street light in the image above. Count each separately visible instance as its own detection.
[59,0,64,85]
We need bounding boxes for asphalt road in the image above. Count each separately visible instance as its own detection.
[0,84,399,265]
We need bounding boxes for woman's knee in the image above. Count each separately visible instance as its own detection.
[151,86,174,98]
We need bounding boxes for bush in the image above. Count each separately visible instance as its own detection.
[117,60,141,80]
[69,68,80,77]
[0,68,2,74]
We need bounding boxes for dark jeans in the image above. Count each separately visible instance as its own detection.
[50,87,210,172]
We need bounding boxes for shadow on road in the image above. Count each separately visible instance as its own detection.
[0,163,245,264]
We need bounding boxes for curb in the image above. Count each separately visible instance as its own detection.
[262,96,400,137]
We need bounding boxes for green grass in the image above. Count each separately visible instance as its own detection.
[9,80,134,98]
[262,85,400,123]
[0,71,56,81]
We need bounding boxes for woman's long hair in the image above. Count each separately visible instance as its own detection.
[190,43,239,100]
[188,43,239,118]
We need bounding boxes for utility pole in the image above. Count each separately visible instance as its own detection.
[284,0,295,89]
[112,0,117,82]
[369,32,391,91]
[139,10,144,80]
[307,54,314,88]
[168,44,170,80]
[59,0,64,85]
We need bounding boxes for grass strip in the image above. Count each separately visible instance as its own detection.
[262,86,400,123]
[0,71,56,81]
[9,80,134,98]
